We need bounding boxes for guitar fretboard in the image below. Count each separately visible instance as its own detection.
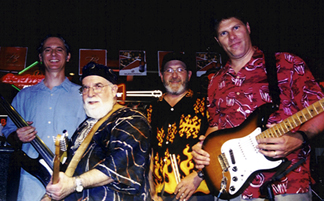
[256,98,324,140]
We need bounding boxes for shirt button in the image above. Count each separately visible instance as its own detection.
[51,94,53,96]
[166,141,169,144]
[171,108,174,111]
[163,158,167,162]
[48,121,51,124]
[236,92,240,95]
[168,124,171,127]
[49,107,52,110]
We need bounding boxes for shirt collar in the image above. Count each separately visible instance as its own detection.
[224,46,263,72]
[39,77,71,92]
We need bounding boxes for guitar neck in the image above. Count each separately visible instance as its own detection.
[256,98,324,139]
[0,94,54,169]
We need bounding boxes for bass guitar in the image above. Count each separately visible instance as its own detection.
[0,94,53,187]
[203,98,324,199]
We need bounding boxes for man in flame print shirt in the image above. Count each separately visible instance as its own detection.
[147,52,214,201]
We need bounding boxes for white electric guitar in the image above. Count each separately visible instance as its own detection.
[203,98,324,199]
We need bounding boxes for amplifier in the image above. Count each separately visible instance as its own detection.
[0,147,20,201]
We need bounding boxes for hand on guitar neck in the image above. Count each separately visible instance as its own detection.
[192,99,324,199]
[6,121,36,148]
[44,133,68,201]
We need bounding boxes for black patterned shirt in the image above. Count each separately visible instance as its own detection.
[146,89,210,195]
[65,107,151,201]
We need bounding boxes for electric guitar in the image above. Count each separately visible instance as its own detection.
[202,98,324,199]
[0,94,53,187]
[53,134,67,185]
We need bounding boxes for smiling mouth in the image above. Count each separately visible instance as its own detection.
[50,59,59,63]
[88,101,99,105]
[230,41,241,48]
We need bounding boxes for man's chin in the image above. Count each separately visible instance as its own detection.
[84,103,113,119]
[165,85,185,95]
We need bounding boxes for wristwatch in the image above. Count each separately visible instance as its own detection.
[197,170,204,179]
[75,176,84,192]
[297,131,309,148]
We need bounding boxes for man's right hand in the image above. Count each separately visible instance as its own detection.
[16,121,37,142]
[192,135,210,170]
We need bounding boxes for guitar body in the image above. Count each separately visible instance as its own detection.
[203,103,284,199]
[13,150,52,187]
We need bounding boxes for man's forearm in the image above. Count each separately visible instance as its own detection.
[77,169,113,189]
[299,112,324,140]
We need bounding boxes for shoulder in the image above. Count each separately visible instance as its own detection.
[275,52,305,64]
[112,107,148,120]
[108,107,151,135]
[14,83,42,99]
[63,78,81,92]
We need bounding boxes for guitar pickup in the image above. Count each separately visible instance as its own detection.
[218,153,230,172]
[229,149,236,165]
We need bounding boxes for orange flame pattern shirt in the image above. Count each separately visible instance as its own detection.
[147,89,210,195]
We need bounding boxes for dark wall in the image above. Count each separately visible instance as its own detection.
[1,0,324,92]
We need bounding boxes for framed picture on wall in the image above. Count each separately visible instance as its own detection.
[79,49,107,75]
[196,52,222,77]
[119,50,146,76]
[0,47,28,72]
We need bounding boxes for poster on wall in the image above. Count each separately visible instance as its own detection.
[79,49,107,75]
[119,50,146,76]
[196,52,222,77]
[0,47,28,72]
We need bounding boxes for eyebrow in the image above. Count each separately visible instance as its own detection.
[83,82,105,87]
[43,46,65,49]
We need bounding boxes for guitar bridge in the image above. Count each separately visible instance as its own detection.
[218,153,230,172]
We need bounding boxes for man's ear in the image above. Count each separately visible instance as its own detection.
[111,84,118,97]
[159,72,164,82]
[39,54,43,62]
[66,53,71,62]
[246,22,251,34]
[214,36,221,46]
[187,70,192,81]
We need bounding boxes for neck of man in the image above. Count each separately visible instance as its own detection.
[43,69,66,90]
[164,90,188,107]
[230,46,255,73]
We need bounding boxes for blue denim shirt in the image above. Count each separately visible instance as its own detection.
[2,78,86,201]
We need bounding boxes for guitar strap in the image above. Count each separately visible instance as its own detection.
[264,50,281,107]
[65,103,124,177]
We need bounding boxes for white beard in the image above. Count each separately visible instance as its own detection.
[83,97,114,119]
[163,77,188,95]
[164,82,186,95]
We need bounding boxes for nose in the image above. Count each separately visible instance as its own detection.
[171,70,178,78]
[88,87,95,97]
[229,31,236,40]
[51,49,57,56]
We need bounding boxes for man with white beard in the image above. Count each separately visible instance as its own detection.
[42,62,151,201]
[146,53,213,201]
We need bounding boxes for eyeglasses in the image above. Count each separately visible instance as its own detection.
[80,84,109,94]
[164,68,187,74]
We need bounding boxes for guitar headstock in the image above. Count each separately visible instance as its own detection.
[54,133,68,154]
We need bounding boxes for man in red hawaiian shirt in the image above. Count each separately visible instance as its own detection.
[192,10,324,201]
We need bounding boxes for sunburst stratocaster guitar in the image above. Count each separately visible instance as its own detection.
[202,98,324,199]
